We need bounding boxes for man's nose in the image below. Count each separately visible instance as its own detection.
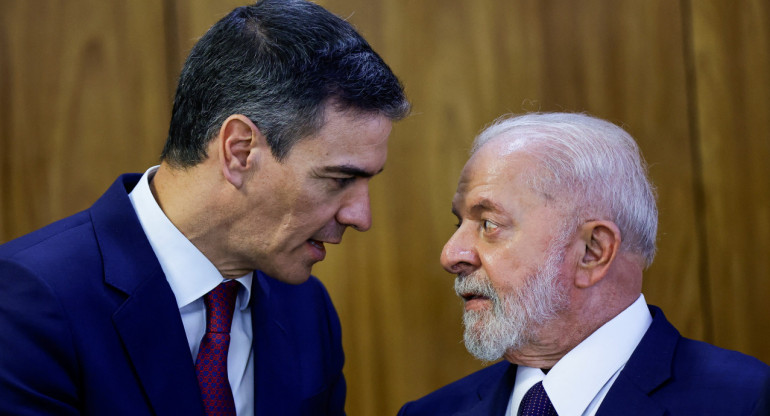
[337,183,373,231]
[440,225,479,275]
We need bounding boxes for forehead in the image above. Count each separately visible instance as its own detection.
[317,109,392,146]
[458,138,530,193]
[453,139,549,215]
[286,109,392,170]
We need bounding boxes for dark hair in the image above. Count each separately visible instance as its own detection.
[162,0,410,166]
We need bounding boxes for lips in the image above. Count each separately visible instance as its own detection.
[460,292,492,313]
[455,273,496,312]
[461,293,490,302]
[306,239,327,261]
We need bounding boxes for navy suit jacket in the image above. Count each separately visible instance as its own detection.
[0,174,345,415]
[399,306,770,416]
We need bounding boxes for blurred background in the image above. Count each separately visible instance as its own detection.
[1,0,768,414]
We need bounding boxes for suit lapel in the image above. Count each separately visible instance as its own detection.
[251,271,301,414]
[112,276,204,416]
[596,305,680,416]
[93,175,205,416]
[595,376,667,416]
[456,362,517,416]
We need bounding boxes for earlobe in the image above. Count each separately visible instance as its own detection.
[575,220,621,288]
[219,115,265,188]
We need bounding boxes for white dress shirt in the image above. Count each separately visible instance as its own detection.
[129,166,255,416]
[506,294,653,416]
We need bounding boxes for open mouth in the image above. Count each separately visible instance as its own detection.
[308,239,325,251]
[460,293,490,302]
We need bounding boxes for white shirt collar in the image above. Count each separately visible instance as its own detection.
[509,366,548,412]
[128,166,252,309]
[508,294,652,416]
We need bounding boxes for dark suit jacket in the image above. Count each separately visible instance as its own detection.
[0,174,345,415]
[399,306,770,416]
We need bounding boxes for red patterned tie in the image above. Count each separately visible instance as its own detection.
[195,280,239,416]
[518,381,558,416]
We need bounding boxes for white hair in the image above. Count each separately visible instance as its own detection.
[472,112,658,267]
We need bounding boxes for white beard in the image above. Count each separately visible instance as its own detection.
[454,245,570,362]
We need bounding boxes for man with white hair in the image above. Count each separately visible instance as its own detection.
[399,113,769,415]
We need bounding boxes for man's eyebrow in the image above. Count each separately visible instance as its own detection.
[321,165,383,178]
[469,198,505,214]
[450,198,505,218]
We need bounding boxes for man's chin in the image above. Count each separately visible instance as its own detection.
[462,307,492,325]
[463,331,507,363]
[461,309,527,363]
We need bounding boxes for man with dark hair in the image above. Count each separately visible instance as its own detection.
[0,1,408,415]
[399,113,769,416]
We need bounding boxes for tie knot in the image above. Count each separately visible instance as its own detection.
[203,280,240,334]
[519,381,558,416]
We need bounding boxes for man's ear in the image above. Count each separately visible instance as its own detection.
[218,114,266,188]
[574,220,621,288]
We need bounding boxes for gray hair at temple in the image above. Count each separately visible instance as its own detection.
[471,113,658,267]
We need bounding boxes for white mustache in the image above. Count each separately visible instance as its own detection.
[454,273,498,302]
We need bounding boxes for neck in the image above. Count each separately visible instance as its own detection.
[505,269,642,368]
[503,309,600,369]
[151,162,248,278]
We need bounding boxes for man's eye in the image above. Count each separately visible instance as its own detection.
[482,220,498,232]
[333,177,356,188]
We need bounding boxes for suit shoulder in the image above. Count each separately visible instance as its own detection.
[674,336,770,382]
[400,361,513,415]
[637,336,770,414]
[0,211,96,272]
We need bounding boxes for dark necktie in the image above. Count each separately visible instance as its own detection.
[195,280,239,416]
[518,381,558,416]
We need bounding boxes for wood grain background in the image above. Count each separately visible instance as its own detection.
[1,1,768,414]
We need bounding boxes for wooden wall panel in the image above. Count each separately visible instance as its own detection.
[2,1,768,416]
[0,0,171,241]
[689,0,770,359]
